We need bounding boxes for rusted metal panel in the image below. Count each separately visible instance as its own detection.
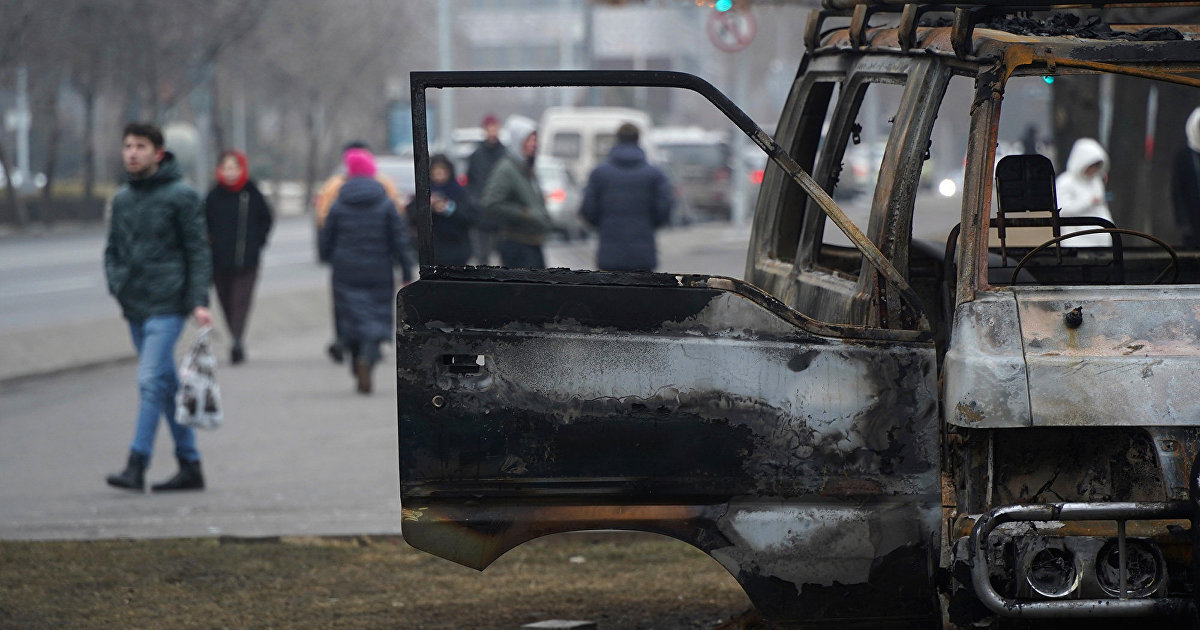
[397,270,940,622]
[1015,287,1200,427]
[943,292,1033,428]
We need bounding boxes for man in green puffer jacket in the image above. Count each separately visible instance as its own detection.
[103,122,213,494]
[481,116,554,268]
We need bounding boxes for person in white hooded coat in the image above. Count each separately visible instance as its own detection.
[1056,138,1114,247]
[480,116,554,268]
[1172,107,1200,248]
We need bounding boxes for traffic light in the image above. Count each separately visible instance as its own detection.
[715,0,733,11]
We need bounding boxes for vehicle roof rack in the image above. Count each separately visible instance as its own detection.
[807,1,1200,55]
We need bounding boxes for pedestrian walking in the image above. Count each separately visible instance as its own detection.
[1172,107,1200,248]
[314,141,408,364]
[581,123,673,271]
[204,150,273,364]
[428,153,475,265]
[1056,138,1114,247]
[318,148,413,394]
[104,122,213,493]
[480,116,554,268]
[465,114,506,265]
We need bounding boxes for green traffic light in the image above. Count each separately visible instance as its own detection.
[716,0,733,11]
[1043,75,1054,84]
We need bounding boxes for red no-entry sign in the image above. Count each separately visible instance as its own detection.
[707,7,757,53]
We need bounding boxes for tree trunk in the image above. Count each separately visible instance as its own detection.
[210,70,226,153]
[41,83,62,209]
[0,133,28,226]
[82,88,96,201]
[303,96,323,217]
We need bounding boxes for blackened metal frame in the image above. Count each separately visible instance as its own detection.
[408,70,930,331]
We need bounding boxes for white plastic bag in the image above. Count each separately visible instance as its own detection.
[176,327,223,430]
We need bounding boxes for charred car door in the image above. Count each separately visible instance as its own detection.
[398,71,940,625]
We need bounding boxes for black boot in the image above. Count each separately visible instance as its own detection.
[151,458,205,492]
[354,358,373,394]
[106,451,148,491]
[231,339,245,365]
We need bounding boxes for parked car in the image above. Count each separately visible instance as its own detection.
[534,156,585,240]
[446,127,484,186]
[399,4,1200,627]
[649,126,733,222]
[537,106,656,186]
[374,154,416,206]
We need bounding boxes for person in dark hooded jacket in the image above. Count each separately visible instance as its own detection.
[581,123,673,271]
[104,122,213,494]
[204,150,273,364]
[318,148,412,394]
[428,153,475,265]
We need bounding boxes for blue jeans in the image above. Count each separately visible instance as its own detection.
[127,315,199,463]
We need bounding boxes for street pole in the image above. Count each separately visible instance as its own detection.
[730,47,749,226]
[559,0,574,107]
[437,0,455,148]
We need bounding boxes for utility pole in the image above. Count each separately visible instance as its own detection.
[437,0,455,147]
[730,50,750,226]
[559,0,575,107]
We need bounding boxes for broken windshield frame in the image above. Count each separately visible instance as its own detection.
[408,69,931,332]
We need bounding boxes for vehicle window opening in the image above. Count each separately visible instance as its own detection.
[979,72,1192,287]
[771,80,838,263]
[817,78,907,275]
[909,72,972,356]
[550,131,582,159]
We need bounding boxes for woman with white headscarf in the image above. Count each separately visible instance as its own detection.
[1056,138,1114,247]
[1171,107,1200,248]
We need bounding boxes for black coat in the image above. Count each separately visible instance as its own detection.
[580,141,673,271]
[318,176,412,343]
[465,140,507,205]
[1172,147,1200,248]
[204,180,273,271]
[430,178,475,265]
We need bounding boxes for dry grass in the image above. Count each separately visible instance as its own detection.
[0,533,753,630]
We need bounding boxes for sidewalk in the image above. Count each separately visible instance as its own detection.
[0,305,406,540]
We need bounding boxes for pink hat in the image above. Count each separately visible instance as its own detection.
[344,148,376,177]
[481,114,499,127]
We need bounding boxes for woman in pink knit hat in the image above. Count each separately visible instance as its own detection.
[318,147,412,393]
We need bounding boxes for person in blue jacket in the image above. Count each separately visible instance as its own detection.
[580,123,673,271]
[318,148,412,394]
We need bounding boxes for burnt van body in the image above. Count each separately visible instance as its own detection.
[398,2,1200,626]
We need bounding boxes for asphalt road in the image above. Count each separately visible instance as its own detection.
[0,215,323,334]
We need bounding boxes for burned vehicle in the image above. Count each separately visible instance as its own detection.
[397,1,1200,627]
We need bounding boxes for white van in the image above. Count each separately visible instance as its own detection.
[537,107,656,185]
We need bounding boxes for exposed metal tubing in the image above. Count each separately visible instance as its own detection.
[969,502,1194,618]
[1118,520,1128,600]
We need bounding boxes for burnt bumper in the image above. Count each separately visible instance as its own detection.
[968,502,1195,618]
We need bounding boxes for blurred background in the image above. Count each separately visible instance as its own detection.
[0,0,816,228]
